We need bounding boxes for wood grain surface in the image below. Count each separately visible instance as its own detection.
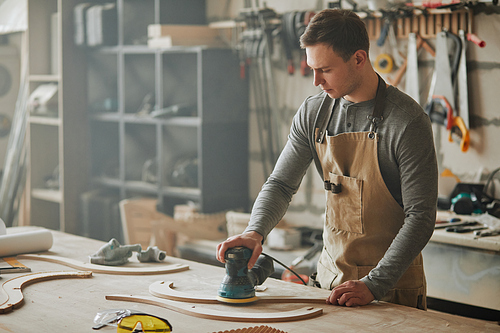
[2,227,498,333]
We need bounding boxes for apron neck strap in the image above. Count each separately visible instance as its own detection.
[368,74,386,138]
[315,96,335,144]
[315,74,387,143]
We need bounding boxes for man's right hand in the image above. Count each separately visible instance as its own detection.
[216,231,264,269]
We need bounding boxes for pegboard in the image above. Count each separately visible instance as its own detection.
[365,9,469,40]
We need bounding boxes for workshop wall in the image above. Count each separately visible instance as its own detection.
[207,0,500,228]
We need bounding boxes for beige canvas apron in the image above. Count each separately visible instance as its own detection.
[313,76,426,309]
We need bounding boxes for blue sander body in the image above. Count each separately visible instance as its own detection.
[217,246,274,303]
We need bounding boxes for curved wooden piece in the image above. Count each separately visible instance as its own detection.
[106,294,323,322]
[18,254,189,275]
[0,271,92,313]
[149,281,327,304]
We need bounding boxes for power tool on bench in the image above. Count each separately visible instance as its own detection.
[217,246,275,304]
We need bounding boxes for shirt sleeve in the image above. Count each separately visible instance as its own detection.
[244,100,315,240]
[361,112,438,300]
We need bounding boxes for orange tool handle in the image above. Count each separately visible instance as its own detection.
[448,115,470,152]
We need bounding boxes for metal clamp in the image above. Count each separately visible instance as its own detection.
[324,180,342,194]
[367,115,383,139]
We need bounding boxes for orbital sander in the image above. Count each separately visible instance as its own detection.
[217,246,274,304]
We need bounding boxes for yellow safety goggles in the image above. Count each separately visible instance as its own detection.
[93,309,172,332]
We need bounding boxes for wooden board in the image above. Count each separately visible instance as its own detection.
[106,294,323,323]
[149,281,326,304]
[0,271,92,313]
[18,254,189,275]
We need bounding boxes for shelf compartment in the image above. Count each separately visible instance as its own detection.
[28,81,59,118]
[122,0,155,46]
[29,123,59,190]
[90,121,119,179]
[158,0,207,25]
[161,124,197,188]
[27,0,58,76]
[87,52,118,113]
[199,49,249,123]
[124,123,157,183]
[161,52,198,116]
[124,53,156,114]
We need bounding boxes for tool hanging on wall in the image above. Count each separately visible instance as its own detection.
[374,13,397,75]
[405,33,420,104]
[387,33,434,91]
[280,11,315,76]
[374,53,394,74]
[466,7,486,48]
[237,5,282,178]
[457,29,470,130]
[433,3,487,48]
[425,30,469,152]
[376,8,409,69]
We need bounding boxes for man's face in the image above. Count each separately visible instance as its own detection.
[306,43,360,101]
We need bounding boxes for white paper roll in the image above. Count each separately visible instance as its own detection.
[0,229,53,257]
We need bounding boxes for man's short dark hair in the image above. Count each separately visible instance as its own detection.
[299,9,370,62]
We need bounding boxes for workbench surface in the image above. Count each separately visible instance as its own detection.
[2,227,498,333]
[431,212,500,252]
[424,212,500,312]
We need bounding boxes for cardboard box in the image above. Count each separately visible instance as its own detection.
[147,24,225,48]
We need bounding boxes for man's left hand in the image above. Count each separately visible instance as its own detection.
[326,280,375,307]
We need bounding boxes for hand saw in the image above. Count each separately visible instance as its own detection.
[425,30,469,152]
[406,33,420,104]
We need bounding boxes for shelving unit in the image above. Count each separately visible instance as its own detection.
[84,0,249,240]
[26,0,89,234]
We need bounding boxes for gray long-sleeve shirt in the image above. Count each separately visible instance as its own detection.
[245,86,438,299]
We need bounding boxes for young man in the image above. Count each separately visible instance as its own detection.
[217,9,437,309]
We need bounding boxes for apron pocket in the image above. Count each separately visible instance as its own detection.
[325,173,363,234]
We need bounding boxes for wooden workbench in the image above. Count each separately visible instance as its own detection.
[2,227,498,332]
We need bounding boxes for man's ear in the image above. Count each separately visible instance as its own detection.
[353,50,368,67]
